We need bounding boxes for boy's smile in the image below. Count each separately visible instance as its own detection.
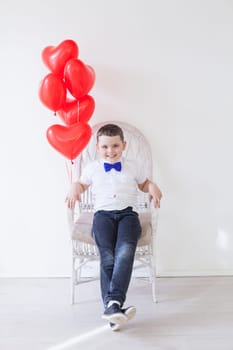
[97,135,126,163]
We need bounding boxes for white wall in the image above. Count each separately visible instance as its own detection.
[1,0,233,277]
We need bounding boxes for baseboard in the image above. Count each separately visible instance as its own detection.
[156,269,233,277]
[1,269,233,278]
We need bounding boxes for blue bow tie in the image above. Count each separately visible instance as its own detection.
[104,162,122,172]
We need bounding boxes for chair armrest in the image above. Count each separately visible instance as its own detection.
[67,207,75,233]
[150,205,159,235]
[67,203,83,236]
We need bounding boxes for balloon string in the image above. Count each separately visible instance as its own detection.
[77,100,80,122]
[65,160,74,184]
[70,163,73,183]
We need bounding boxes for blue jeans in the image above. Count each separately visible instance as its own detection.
[92,206,141,308]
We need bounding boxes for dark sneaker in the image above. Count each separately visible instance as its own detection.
[109,305,137,331]
[102,303,127,325]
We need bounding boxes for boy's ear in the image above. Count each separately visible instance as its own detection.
[123,141,127,150]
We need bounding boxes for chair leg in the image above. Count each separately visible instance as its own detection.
[149,254,157,303]
[71,256,76,305]
[152,276,157,303]
[77,259,82,282]
[71,256,84,304]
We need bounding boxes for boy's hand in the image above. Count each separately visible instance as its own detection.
[138,180,162,208]
[148,183,162,208]
[65,194,81,209]
[65,182,83,209]
[149,194,161,208]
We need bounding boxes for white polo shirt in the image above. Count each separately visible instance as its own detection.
[79,157,147,212]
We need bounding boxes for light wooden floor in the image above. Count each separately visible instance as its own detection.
[1,276,233,350]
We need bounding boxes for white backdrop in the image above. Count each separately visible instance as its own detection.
[0,0,233,277]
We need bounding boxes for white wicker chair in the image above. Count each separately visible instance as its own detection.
[67,121,159,304]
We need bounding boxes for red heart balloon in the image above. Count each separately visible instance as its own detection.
[64,59,95,99]
[57,95,95,126]
[42,39,79,76]
[46,122,92,160]
[38,73,66,112]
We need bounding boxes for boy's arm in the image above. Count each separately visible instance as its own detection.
[65,181,89,209]
[138,179,162,208]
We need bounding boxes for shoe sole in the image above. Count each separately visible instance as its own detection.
[110,323,121,331]
[109,307,137,331]
[102,312,127,325]
[124,306,136,321]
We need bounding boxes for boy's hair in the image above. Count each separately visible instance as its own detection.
[97,124,124,142]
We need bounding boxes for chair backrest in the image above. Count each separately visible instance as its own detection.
[72,121,153,213]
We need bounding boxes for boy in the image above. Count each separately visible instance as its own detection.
[66,124,162,330]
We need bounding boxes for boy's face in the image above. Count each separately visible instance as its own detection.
[97,135,126,163]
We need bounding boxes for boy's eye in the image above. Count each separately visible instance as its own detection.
[101,144,120,149]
